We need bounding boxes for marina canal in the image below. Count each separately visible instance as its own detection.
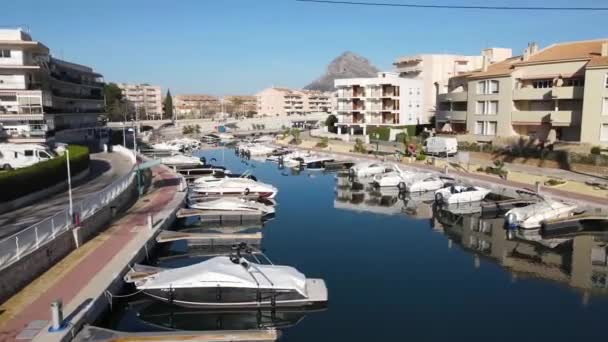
[102,148,608,341]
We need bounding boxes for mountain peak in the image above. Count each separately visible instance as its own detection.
[304,51,379,92]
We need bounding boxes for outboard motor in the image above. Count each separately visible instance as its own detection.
[504,212,518,231]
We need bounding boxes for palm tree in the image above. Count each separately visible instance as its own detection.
[229,97,245,118]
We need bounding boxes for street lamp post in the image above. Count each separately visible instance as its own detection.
[66,149,74,221]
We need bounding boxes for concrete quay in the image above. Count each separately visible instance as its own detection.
[0,162,186,342]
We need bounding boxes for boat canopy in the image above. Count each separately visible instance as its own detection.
[137,257,307,296]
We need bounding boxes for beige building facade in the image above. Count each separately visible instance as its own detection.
[394,48,512,125]
[117,83,162,120]
[174,94,220,118]
[255,87,332,117]
[437,39,608,146]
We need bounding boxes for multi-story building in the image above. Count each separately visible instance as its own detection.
[393,48,512,125]
[303,90,332,113]
[0,28,105,142]
[117,83,162,120]
[173,94,220,118]
[437,39,608,146]
[223,95,257,115]
[334,72,423,136]
[256,87,333,117]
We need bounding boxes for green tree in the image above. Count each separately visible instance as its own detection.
[163,90,174,120]
[104,83,125,122]
[290,128,301,145]
[325,114,338,133]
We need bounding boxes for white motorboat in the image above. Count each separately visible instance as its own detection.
[372,168,427,188]
[505,199,579,229]
[192,171,257,186]
[434,185,491,205]
[239,143,276,156]
[285,155,334,169]
[132,246,327,309]
[160,154,204,167]
[189,197,275,216]
[191,178,278,199]
[401,175,454,193]
[151,142,182,151]
[349,162,400,179]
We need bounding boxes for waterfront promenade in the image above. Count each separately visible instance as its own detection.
[0,163,185,342]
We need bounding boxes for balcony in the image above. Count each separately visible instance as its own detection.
[511,110,576,126]
[551,86,584,99]
[512,87,552,100]
[436,111,467,122]
[437,92,468,103]
[396,64,423,75]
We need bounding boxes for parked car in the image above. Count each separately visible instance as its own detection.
[422,137,458,156]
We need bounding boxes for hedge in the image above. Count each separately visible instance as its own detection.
[0,145,90,202]
[367,125,417,141]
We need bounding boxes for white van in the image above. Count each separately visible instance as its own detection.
[0,144,55,170]
[422,137,458,156]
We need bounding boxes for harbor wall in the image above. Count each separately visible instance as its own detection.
[0,168,146,304]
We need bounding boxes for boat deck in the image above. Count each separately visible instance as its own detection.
[156,230,263,246]
[176,208,264,223]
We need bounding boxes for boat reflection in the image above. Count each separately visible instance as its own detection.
[434,207,608,299]
[130,300,323,331]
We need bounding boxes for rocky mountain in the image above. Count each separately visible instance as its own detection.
[304,51,379,92]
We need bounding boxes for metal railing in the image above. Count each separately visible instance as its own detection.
[0,163,136,271]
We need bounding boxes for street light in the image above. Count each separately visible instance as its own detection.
[65,149,73,220]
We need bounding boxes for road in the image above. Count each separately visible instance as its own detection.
[0,151,134,240]
[304,130,607,184]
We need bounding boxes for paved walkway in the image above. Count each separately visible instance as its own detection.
[0,152,134,240]
[0,164,183,342]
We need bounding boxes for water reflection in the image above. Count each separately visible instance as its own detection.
[336,174,608,297]
[130,300,319,331]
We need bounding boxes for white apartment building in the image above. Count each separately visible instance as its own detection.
[393,48,512,126]
[0,28,105,142]
[334,72,423,136]
[174,94,220,118]
[117,83,162,120]
[256,87,332,117]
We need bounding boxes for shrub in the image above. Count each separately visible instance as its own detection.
[353,138,367,153]
[415,152,426,161]
[0,145,90,202]
[316,137,329,148]
[591,146,602,155]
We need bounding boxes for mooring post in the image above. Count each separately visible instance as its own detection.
[49,299,64,332]
[148,214,153,230]
[535,181,542,195]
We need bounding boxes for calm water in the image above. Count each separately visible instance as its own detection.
[102,148,608,341]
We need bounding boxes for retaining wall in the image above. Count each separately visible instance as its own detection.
[0,168,147,304]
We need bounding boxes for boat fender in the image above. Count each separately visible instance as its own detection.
[210,157,217,162]
[435,192,444,204]
[244,188,250,195]
[200,156,207,165]
[398,182,407,191]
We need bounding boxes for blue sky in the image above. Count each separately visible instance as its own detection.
[3,0,607,95]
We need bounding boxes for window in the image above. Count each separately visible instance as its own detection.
[533,79,553,89]
[24,150,34,157]
[477,80,499,94]
[602,124,608,142]
[475,121,483,135]
[564,78,585,87]
[476,101,498,115]
[475,121,497,136]
[0,50,11,58]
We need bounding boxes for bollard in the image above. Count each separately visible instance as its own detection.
[49,300,64,332]
[443,164,449,175]
[148,214,153,230]
[535,181,542,195]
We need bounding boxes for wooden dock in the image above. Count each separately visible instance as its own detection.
[156,230,263,246]
[176,208,264,223]
[74,326,279,342]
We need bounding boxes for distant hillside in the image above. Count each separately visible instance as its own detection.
[304,51,379,92]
